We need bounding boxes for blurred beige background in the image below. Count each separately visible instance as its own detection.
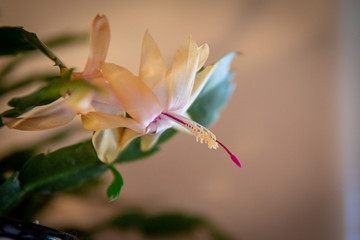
[0,0,347,239]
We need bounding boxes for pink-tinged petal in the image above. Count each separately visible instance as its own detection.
[141,116,172,150]
[81,112,145,132]
[101,63,162,125]
[197,43,209,71]
[182,65,214,112]
[82,14,110,77]
[167,36,199,111]
[140,30,167,88]
[93,128,121,163]
[2,102,75,130]
[151,79,170,110]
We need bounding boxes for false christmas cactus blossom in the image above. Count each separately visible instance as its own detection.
[2,14,117,130]
[82,31,241,167]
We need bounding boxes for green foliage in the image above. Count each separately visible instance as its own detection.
[106,164,124,201]
[18,141,106,193]
[78,209,232,240]
[0,173,25,214]
[0,27,66,68]
[188,52,238,127]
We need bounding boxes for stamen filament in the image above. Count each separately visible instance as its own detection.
[162,112,241,168]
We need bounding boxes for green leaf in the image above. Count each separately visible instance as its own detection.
[188,52,238,127]
[19,141,106,192]
[0,73,57,97]
[0,32,87,82]
[0,173,26,214]
[106,164,124,201]
[104,210,232,239]
[0,27,66,68]
[0,149,35,183]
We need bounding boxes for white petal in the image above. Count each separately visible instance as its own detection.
[141,131,163,151]
[181,65,215,112]
[167,36,199,111]
[93,128,121,163]
[2,101,75,130]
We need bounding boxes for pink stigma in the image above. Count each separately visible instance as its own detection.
[216,140,242,168]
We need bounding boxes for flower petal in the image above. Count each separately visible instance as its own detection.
[93,128,122,163]
[81,112,145,132]
[101,63,162,125]
[197,43,209,71]
[167,36,199,111]
[140,30,167,89]
[92,128,141,163]
[141,131,163,151]
[82,14,110,77]
[2,101,76,130]
[181,65,215,112]
[117,128,141,153]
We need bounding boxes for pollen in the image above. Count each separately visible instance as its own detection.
[185,122,219,149]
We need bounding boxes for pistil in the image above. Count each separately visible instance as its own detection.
[161,112,241,168]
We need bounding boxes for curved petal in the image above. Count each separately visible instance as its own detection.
[197,43,209,71]
[81,112,145,132]
[93,128,122,163]
[141,131,164,151]
[140,30,167,88]
[2,102,76,130]
[101,63,162,125]
[65,90,95,114]
[92,128,141,163]
[82,14,110,77]
[117,128,141,153]
[167,35,199,111]
[181,65,215,112]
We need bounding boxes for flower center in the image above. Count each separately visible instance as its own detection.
[161,112,241,168]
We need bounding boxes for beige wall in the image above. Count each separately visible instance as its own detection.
[0,0,343,239]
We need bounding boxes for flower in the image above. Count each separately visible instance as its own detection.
[2,14,115,130]
[82,31,241,167]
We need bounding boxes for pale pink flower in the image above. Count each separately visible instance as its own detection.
[82,31,240,167]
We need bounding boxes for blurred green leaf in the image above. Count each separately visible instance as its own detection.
[0,173,25,214]
[0,73,58,96]
[0,32,87,82]
[106,164,124,202]
[45,32,88,48]
[188,52,238,127]
[0,149,35,184]
[100,210,231,239]
[0,27,66,68]
[19,141,106,193]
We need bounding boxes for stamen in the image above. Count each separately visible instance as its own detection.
[161,112,241,167]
